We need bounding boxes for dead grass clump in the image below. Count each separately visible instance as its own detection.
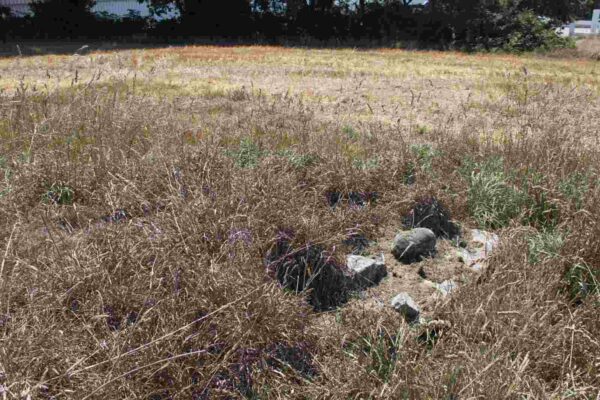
[265,234,352,311]
[403,197,460,239]
[576,37,600,60]
[405,230,600,398]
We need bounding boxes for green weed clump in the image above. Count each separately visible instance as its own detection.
[344,328,404,383]
[410,143,437,173]
[461,156,563,230]
[342,125,361,141]
[43,183,74,205]
[527,230,564,265]
[461,157,525,229]
[566,263,600,303]
[227,137,265,168]
[559,172,591,210]
[277,149,317,169]
[353,157,379,171]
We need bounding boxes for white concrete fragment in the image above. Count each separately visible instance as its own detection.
[457,229,499,271]
[434,280,457,297]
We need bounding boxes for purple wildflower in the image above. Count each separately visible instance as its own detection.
[228,228,253,247]
[0,314,11,328]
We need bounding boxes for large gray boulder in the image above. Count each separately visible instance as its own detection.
[391,228,436,264]
[347,254,387,288]
[391,292,420,323]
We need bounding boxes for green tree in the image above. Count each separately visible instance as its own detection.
[147,0,251,34]
[432,0,583,50]
[30,0,97,37]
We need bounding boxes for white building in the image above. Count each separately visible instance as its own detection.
[561,9,600,36]
[0,0,179,19]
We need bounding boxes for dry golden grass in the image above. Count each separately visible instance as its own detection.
[576,37,600,59]
[0,45,599,399]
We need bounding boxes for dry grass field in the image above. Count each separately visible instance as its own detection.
[1,42,600,399]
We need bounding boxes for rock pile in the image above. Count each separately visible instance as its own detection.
[267,200,500,324]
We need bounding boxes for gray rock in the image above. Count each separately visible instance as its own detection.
[347,254,387,288]
[435,280,457,297]
[391,292,420,323]
[391,228,436,264]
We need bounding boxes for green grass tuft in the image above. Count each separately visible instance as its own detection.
[43,183,74,205]
[527,230,563,265]
[461,157,525,229]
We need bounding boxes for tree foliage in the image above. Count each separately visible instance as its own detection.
[3,0,588,50]
[431,0,583,50]
[28,0,97,36]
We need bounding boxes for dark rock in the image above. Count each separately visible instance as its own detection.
[403,197,460,239]
[265,237,352,311]
[391,228,436,264]
[325,191,342,207]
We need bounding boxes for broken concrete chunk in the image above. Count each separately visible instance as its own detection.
[434,280,457,297]
[391,228,436,264]
[391,292,420,323]
[347,254,387,288]
[457,229,499,271]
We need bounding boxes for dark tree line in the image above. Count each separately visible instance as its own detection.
[1,0,597,50]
